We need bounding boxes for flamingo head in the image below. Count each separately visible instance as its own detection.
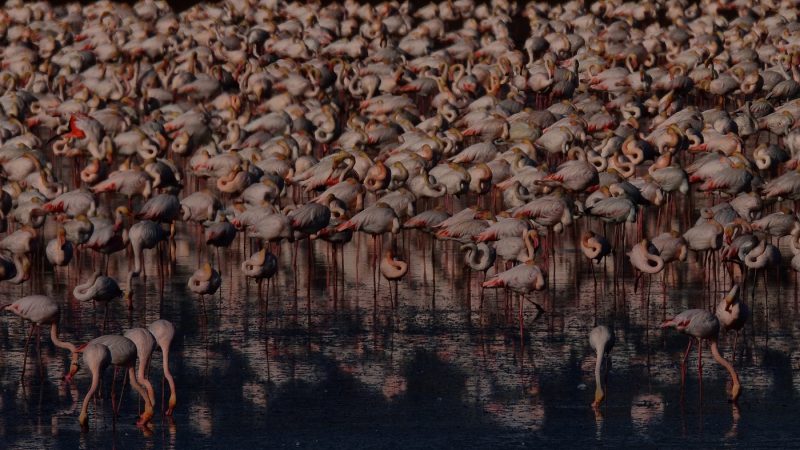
[167,394,177,415]
[592,387,605,408]
[65,351,80,382]
[137,410,154,427]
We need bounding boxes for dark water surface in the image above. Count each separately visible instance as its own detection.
[1,224,800,449]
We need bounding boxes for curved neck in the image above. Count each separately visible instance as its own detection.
[710,340,740,400]
[595,348,605,403]
[132,241,143,274]
[338,161,352,183]
[80,366,102,425]
[50,322,77,353]
[161,344,177,411]
[523,231,535,261]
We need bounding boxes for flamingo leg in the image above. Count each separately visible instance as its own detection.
[681,338,694,387]
[20,323,36,381]
[518,293,524,344]
[103,303,109,334]
[36,327,43,379]
[698,338,703,396]
[372,235,378,313]
[117,369,128,418]
[111,366,119,418]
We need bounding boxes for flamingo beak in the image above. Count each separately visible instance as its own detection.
[724,291,735,312]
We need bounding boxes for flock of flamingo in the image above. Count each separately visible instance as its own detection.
[0,0,798,434]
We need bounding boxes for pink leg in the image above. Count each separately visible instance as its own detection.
[20,324,36,381]
[681,338,694,387]
[698,339,703,392]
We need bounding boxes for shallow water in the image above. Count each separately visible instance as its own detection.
[2,221,800,449]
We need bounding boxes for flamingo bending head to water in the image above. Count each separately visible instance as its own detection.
[661,309,741,402]
[589,325,615,408]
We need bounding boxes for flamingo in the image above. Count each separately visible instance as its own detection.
[73,271,123,329]
[379,248,408,307]
[148,319,177,415]
[45,226,73,268]
[715,284,748,362]
[581,231,612,263]
[461,241,497,306]
[1,295,78,380]
[628,239,665,294]
[125,220,169,306]
[337,202,401,290]
[661,309,741,402]
[73,334,154,429]
[85,206,131,268]
[188,263,222,312]
[742,237,781,301]
[204,212,237,265]
[482,260,547,306]
[242,248,278,303]
[123,327,157,418]
[589,325,615,408]
[495,229,540,264]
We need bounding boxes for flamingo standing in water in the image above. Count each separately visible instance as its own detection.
[1,295,78,380]
[580,231,612,289]
[72,334,154,429]
[715,284,748,362]
[589,325,615,408]
[683,208,723,289]
[123,327,157,418]
[379,248,408,308]
[661,309,741,402]
[242,248,278,307]
[148,319,177,415]
[204,212,237,267]
[188,263,222,313]
[73,271,123,330]
[742,237,781,302]
[482,259,547,330]
[337,202,401,298]
[628,239,665,298]
[125,220,169,306]
[460,241,496,307]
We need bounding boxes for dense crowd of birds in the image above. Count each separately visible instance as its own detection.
[1,0,800,431]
